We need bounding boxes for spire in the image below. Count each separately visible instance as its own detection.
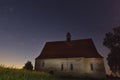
[66,32,71,42]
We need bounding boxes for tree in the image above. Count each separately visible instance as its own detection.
[103,26,120,76]
[23,61,33,70]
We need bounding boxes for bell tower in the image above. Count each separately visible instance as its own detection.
[66,32,71,42]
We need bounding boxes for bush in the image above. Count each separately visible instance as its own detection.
[23,61,33,70]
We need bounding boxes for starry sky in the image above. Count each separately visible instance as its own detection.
[0,0,120,74]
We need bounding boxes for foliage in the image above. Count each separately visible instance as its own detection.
[103,26,120,76]
[23,61,33,71]
[0,65,62,80]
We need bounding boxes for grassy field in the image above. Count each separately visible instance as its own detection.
[0,65,107,80]
[0,65,63,80]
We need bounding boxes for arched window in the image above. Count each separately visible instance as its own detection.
[90,63,93,71]
[61,64,63,71]
[70,64,73,70]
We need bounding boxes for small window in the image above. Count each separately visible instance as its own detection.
[70,64,73,70]
[42,62,45,67]
[90,63,93,71]
[61,64,63,70]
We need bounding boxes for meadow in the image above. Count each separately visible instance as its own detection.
[0,65,107,80]
[0,65,62,80]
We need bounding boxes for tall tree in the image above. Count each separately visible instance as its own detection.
[103,26,120,76]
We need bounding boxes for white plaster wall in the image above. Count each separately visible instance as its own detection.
[35,57,106,78]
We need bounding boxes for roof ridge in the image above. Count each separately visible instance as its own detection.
[46,38,92,43]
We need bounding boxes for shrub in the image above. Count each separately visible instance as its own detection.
[23,61,33,70]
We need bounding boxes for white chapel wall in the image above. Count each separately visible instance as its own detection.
[35,57,106,78]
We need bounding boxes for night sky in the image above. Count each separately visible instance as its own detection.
[0,0,120,74]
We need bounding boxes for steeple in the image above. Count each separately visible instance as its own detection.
[66,32,71,42]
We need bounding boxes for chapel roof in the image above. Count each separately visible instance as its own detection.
[36,38,103,59]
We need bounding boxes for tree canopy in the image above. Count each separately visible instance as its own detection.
[103,26,120,76]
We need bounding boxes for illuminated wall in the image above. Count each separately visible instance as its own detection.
[35,57,106,78]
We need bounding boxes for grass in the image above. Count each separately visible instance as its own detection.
[0,65,107,80]
[0,65,62,80]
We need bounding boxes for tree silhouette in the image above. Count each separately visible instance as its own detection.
[103,26,120,76]
[23,61,33,71]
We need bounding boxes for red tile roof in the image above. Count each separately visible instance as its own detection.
[36,38,103,59]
